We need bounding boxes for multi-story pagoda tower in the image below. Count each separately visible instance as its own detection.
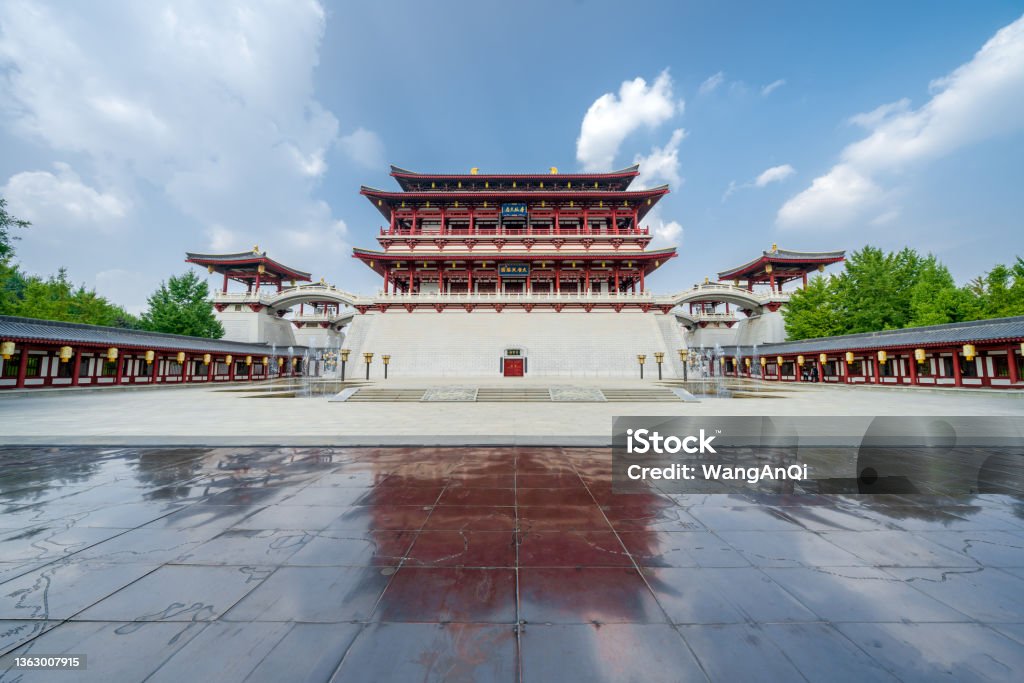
[354,165,676,307]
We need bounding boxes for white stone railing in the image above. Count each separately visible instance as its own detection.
[210,281,792,313]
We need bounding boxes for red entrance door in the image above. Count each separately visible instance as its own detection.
[503,358,524,377]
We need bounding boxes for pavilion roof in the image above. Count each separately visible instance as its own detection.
[736,315,1024,354]
[0,316,303,355]
[360,185,669,220]
[717,247,846,281]
[186,250,312,281]
[390,164,640,192]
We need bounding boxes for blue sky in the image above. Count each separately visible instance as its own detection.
[1,0,1022,311]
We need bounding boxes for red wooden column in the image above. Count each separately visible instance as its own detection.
[842,357,850,384]
[151,355,160,384]
[389,208,396,233]
[181,356,189,383]
[908,353,918,385]
[14,347,30,389]
[776,360,782,381]
[207,358,214,382]
[554,208,560,235]
[584,268,591,293]
[228,360,236,382]
[468,264,474,293]
[614,267,620,292]
[555,267,560,293]
[815,356,824,383]
[383,267,390,294]
[769,271,776,292]
[71,348,83,386]
[640,268,646,293]
[583,208,590,234]
[115,354,125,385]
[632,206,638,232]
[951,350,963,387]
[408,263,415,293]
[248,361,254,382]
[469,209,475,235]
[222,272,229,293]
[1008,345,1020,384]
[872,354,881,384]
[802,272,808,288]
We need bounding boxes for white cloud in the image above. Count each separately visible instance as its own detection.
[632,128,687,189]
[761,79,786,96]
[0,0,370,307]
[698,71,725,95]
[779,14,1024,230]
[576,70,682,171]
[2,162,129,237]
[777,163,884,228]
[722,163,795,201]
[652,218,683,248]
[754,164,796,187]
[847,98,911,128]
[338,127,386,169]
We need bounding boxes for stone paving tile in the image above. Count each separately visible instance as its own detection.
[884,566,1024,623]
[644,567,818,624]
[836,622,1024,682]
[222,566,392,623]
[374,567,516,623]
[330,623,516,683]
[763,566,972,622]
[518,567,666,624]
[76,565,271,622]
[520,623,706,682]
[0,561,160,620]
[0,621,208,682]
[176,529,313,566]
[285,530,415,567]
[678,624,805,681]
[0,445,1021,681]
[760,622,900,682]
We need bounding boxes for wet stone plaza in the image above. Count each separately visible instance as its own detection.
[0,446,1022,681]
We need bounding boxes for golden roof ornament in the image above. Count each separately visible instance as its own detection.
[252,244,260,254]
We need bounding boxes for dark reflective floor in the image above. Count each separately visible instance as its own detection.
[0,446,1022,682]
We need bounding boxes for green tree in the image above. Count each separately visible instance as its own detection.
[782,275,842,339]
[832,246,922,333]
[12,268,139,326]
[0,261,28,315]
[0,196,29,262]
[908,255,979,327]
[141,271,224,338]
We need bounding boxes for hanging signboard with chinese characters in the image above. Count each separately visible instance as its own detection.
[501,203,528,219]
[498,263,530,278]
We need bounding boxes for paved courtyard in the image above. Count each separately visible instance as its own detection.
[1,378,1022,445]
[0,445,1022,681]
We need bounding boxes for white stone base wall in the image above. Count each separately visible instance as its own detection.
[340,310,686,378]
[216,306,297,346]
[292,325,345,350]
[733,310,787,346]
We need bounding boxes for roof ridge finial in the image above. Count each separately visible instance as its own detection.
[771,243,778,252]
[252,244,260,254]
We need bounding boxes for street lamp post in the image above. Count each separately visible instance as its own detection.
[637,354,646,379]
[340,349,350,380]
[363,352,374,380]
[677,349,687,381]
[382,354,391,380]
[654,352,664,380]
